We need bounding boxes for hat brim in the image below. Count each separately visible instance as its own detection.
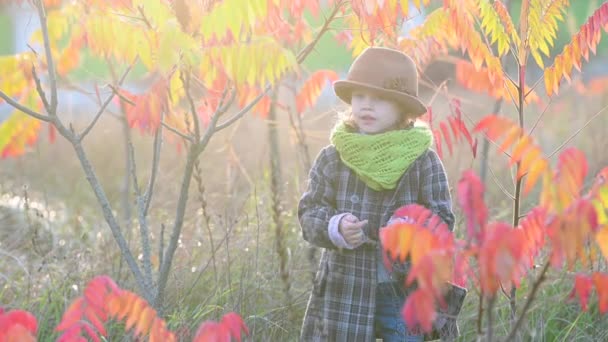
[333,80,427,117]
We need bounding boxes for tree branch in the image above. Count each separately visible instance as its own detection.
[180,70,201,141]
[153,0,344,309]
[489,165,515,200]
[128,138,155,292]
[547,102,608,159]
[504,261,551,342]
[143,119,163,217]
[31,64,51,112]
[161,121,194,143]
[71,140,151,301]
[79,58,138,142]
[35,0,58,114]
[0,92,52,122]
[214,86,268,132]
[154,146,197,308]
[528,96,554,136]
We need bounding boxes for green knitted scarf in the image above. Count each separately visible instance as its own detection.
[330,122,433,191]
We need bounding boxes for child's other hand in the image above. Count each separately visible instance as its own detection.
[339,214,368,247]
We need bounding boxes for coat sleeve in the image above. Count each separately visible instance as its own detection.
[298,146,342,249]
[418,149,456,232]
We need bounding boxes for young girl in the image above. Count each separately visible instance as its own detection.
[298,47,463,341]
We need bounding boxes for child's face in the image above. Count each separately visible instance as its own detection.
[350,89,401,134]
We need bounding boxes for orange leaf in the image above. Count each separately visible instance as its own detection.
[478,223,526,294]
[593,272,608,313]
[455,60,540,105]
[134,307,156,337]
[474,114,549,195]
[544,2,608,96]
[124,297,146,331]
[296,70,338,113]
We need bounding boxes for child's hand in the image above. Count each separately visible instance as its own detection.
[339,214,368,247]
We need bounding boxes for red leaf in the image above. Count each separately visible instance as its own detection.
[518,207,547,267]
[457,170,488,243]
[220,312,249,341]
[0,309,38,342]
[193,321,231,342]
[439,121,453,155]
[402,288,436,333]
[571,274,593,311]
[432,128,443,159]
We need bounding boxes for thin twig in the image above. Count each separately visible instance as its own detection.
[214,86,267,131]
[525,74,545,99]
[477,294,484,336]
[143,117,163,217]
[0,92,52,122]
[180,70,201,141]
[158,223,165,273]
[528,96,554,136]
[486,295,496,341]
[161,121,194,143]
[79,57,138,142]
[489,165,515,200]
[31,64,50,112]
[504,261,551,342]
[547,102,608,159]
[35,0,58,114]
[198,84,236,150]
[126,125,154,289]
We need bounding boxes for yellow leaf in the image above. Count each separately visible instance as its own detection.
[134,307,156,337]
[478,0,511,57]
[595,226,608,261]
[531,49,545,69]
[527,0,570,68]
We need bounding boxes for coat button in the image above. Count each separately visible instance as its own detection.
[350,195,360,203]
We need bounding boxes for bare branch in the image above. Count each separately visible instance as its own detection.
[35,0,58,114]
[126,129,154,290]
[154,0,344,308]
[72,140,151,301]
[489,165,515,200]
[528,96,554,135]
[547,102,608,158]
[31,64,51,112]
[155,147,198,307]
[505,261,551,342]
[0,91,52,122]
[79,58,138,142]
[180,70,201,141]
[143,114,163,216]
[161,121,194,143]
[214,85,269,132]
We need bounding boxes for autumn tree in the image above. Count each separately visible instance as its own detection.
[374,0,608,340]
[0,0,354,310]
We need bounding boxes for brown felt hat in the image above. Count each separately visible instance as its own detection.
[333,47,427,117]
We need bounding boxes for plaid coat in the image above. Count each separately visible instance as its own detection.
[298,145,465,341]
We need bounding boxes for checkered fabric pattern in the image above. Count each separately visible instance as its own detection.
[299,145,462,341]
